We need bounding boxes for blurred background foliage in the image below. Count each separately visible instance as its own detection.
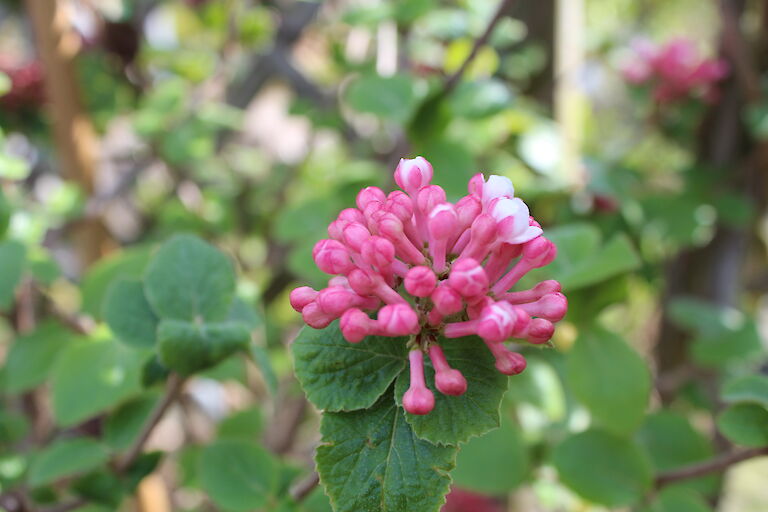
[0,0,767,511]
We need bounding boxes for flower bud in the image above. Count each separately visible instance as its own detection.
[340,308,375,343]
[482,175,515,206]
[527,318,554,344]
[356,186,387,211]
[431,284,463,316]
[402,350,435,415]
[377,304,419,336]
[429,345,467,396]
[289,286,318,312]
[313,239,355,275]
[448,258,488,298]
[360,236,396,269]
[342,222,371,253]
[394,157,433,193]
[317,286,359,316]
[517,292,568,322]
[476,302,516,342]
[301,301,334,329]
[404,266,437,297]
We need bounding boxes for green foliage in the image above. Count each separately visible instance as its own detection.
[293,322,408,412]
[157,319,250,376]
[716,404,768,447]
[394,336,508,445]
[199,440,279,511]
[103,279,159,349]
[316,392,457,512]
[553,429,653,507]
[566,328,651,436]
[0,239,26,310]
[28,439,110,488]
[3,322,75,393]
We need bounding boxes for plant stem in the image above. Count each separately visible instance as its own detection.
[443,0,516,95]
[655,446,768,488]
[290,471,320,503]
[116,374,185,472]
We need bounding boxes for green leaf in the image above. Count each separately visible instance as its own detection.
[157,319,250,376]
[0,411,29,445]
[344,73,416,123]
[104,392,161,451]
[394,336,508,445]
[0,240,26,310]
[716,403,768,447]
[639,487,713,512]
[3,322,75,393]
[51,339,143,426]
[536,224,640,291]
[217,407,263,441]
[448,79,514,119]
[566,328,650,435]
[553,429,652,507]
[452,416,528,494]
[292,322,408,412]
[144,235,236,322]
[28,439,109,488]
[316,391,457,512]
[199,439,279,512]
[722,375,768,408]
[103,279,159,349]
[636,412,716,494]
[81,246,152,318]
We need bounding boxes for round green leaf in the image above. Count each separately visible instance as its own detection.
[344,73,416,123]
[51,340,144,426]
[452,416,528,494]
[144,235,236,322]
[199,439,279,512]
[717,403,768,447]
[636,412,715,494]
[394,336,508,445]
[28,439,109,488]
[217,407,263,441]
[3,322,75,393]
[553,429,653,507]
[103,279,159,349]
[639,487,712,512]
[292,322,408,412]
[157,319,250,376]
[81,246,152,318]
[316,391,457,512]
[566,328,650,435]
[722,375,768,409]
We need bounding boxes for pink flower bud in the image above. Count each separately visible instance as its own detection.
[490,197,542,245]
[356,186,387,211]
[377,304,419,336]
[448,258,489,298]
[429,345,467,396]
[428,203,459,272]
[468,173,484,198]
[416,185,447,217]
[327,220,346,240]
[476,303,517,343]
[360,236,395,269]
[394,157,433,193]
[404,266,437,297]
[461,214,497,262]
[342,222,371,253]
[491,237,557,295]
[455,195,482,229]
[301,301,334,329]
[289,286,318,312]
[501,280,561,304]
[484,243,523,283]
[517,292,568,322]
[377,213,425,265]
[526,318,554,344]
[348,268,404,305]
[487,342,527,375]
[385,191,414,221]
[402,350,435,415]
[340,308,376,343]
[338,207,366,225]
[317,286,358,316]
[431,284,463,315]
[482,175,515,206]
[313,239,355,275]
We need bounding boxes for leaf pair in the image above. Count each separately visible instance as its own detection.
[292,323,510,512]
[104,235,251,376]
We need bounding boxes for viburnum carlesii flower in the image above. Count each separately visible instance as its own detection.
[291,156,567,415]
[621,38,729,104]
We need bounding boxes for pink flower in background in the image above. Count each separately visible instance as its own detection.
[290,157,567,415]
[621,37,729,103]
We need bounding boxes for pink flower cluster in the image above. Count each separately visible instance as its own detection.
[290,157,567,415]
[621,38,728,103]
